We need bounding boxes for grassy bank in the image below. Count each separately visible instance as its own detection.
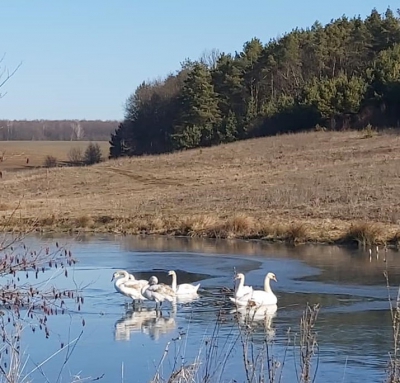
[1,130,400,247]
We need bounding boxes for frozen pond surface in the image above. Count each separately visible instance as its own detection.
[8,234,400,383]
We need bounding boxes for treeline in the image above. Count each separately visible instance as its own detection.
[0,120,118,141]
[110,8,400,158]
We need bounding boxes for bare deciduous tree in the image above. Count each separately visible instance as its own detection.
[70,120,85,141]
[199,48,221,70]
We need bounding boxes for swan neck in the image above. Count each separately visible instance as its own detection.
[264,277,272,294]
[235,277,244,293]
[115,271,128,284]
[171,272,177,292]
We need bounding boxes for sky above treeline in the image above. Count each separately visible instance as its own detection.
[0,1,397,121]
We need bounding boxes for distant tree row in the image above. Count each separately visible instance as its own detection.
[0,119,117,141]
[110,7,400,158]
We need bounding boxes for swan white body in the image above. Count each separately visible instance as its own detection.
[112,270,148,302]
[233,273,253,299]
[168,270,200,295]
[230,272,278,307]
[141,276,175,310]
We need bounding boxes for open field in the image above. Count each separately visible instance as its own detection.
[0,141,109,172]
[1,131,400,246]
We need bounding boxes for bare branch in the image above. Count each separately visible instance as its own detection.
[0,56,22,99]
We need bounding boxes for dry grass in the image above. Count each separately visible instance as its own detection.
[0,141,109,172]
[1,130,400,245]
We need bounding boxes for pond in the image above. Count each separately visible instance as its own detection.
[5,234,400,383]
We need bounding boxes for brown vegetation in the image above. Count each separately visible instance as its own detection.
[0,141,109,172]
[1,130,400,246]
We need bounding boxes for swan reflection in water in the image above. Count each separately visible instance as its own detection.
[114,294,199,341]
[175,292,200,305]
[231,304,278,339]
[115,307,176,341]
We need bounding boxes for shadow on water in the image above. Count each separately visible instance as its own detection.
[12,232,400,382]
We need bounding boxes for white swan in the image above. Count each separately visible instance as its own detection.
[141,276,175,311]
[111,270,148,303]
[233,272,253,299]
[229,272,277,307]
[168,270,200,295]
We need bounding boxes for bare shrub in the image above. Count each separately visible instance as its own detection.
[0,234,85,382]
[67,146,84,165]
[43,155,57,168]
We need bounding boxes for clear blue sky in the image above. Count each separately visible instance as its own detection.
[0,1,397,121]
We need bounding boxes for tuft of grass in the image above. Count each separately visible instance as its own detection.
[40,214,57,226]
[95,215,114,225]
[269,222,309,244]
[344,221,384,247]
[75,215,93,228]
[285,222,309,244]
[149,217,165,232]
[218,214,256,238]
[179,215,218,236]
[361,123,378,139]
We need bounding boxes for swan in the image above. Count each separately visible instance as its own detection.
[141,276,175,311]
[229,272,277,307]
[112,270,148,291]
[233,272,253,299]
[168,270,200,295]
[111,270,148,304]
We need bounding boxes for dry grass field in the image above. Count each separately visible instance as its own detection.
[1,131,400,246]
[0,141,109,172]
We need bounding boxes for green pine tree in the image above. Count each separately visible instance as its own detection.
[172,63,221,149]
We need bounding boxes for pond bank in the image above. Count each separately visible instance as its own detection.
[3,213,399,249]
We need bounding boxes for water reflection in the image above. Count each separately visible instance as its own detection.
[176,292,200,305]
[114,307,176,341]
[231,304,278,339]
[115,235,400,286]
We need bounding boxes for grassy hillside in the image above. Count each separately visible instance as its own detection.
[1,131,400,246]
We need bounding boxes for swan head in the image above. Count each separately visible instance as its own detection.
[267,272,277,282]
[111,270,124,281]
[148,276,159,285]
[167,270,175,276]
[234,273,245,281]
